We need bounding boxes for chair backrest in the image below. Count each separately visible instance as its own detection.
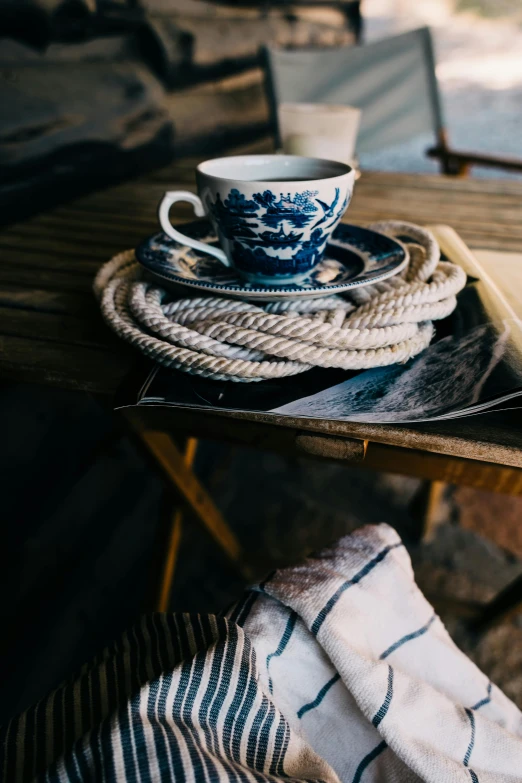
[263,27,445,155]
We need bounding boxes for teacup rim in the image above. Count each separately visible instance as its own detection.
[196,154,353,186]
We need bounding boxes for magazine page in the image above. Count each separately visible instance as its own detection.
[130,229,522,424]
[272,317,522,423]
[274,229,522,423]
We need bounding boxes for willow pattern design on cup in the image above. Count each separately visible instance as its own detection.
[208,187,350,277]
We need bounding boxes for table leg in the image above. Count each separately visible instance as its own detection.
[131,425,251,581]
[154,437,198,612]
[411,480,447,541]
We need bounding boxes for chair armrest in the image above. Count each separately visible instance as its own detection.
[427,145,522,174]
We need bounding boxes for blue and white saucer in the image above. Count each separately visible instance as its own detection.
[136,221,407,301]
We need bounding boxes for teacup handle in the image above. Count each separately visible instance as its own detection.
[158,190,229,266]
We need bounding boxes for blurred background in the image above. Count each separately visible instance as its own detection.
[362,0,522,174]
[2,0,522,725]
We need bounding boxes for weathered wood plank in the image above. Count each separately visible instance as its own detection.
[345,213,522,242]
[0,306,117,351]
[15,193,189,231]
[357,171,522,196]
[0,285,94,316]
[1,233,144,261]
[0,335,131,394]
[351,190,522,218]
[35,209,161,232]
[0,265,95,294]
[33,211,160,236]
[348,203,522,226]
[128,405,522,470]
[0,243,111,270]
[355,181,522,206]
[294,432,367,461]
[364,444,522,496]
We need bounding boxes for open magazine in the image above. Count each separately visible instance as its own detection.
[118,227,522,424]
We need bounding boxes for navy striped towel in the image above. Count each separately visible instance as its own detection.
[2,523,522,782]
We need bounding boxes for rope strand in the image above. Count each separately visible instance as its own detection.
[94,221,466,382]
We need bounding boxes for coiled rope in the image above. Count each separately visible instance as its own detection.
[94,221,466,382]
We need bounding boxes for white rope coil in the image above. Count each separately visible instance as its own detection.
[94,221,467,382]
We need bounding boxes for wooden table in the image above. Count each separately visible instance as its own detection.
[3,158,522,464]
[3,154,522,620]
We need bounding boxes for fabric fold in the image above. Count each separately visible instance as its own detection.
[2,523,522,782]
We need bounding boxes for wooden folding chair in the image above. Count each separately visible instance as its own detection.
[263,27,522,176]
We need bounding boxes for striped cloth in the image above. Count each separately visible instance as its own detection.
[2,524,522,782]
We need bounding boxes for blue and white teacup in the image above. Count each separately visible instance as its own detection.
[158,154,355,286]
